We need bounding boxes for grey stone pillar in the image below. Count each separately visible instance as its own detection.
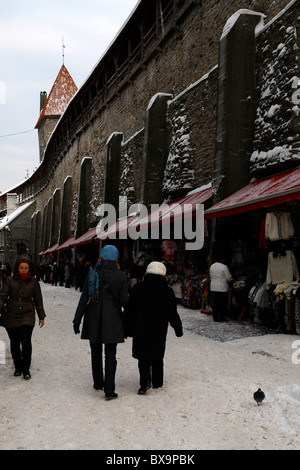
[103,132,123,215]
[44,198,52,250]
[59,176,73,245]
[30,210,42,263]
[35,211,42,261]
[141,93,172,208]
[29,212,37,261]
[214,11,265,201]
[41,204,47,252]
[50,188,61,246]
[75,157,92,239]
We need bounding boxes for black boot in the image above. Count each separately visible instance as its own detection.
[105,392,118,400]
[14,359,23,376]
[137,382,151,395]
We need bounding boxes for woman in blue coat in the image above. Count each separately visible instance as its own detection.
[73,245,128,400]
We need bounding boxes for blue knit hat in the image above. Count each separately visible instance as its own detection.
[100,245,119,261]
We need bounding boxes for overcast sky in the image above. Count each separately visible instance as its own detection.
[0,0,138,194]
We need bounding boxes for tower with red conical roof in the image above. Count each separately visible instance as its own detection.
[35,65,77,162]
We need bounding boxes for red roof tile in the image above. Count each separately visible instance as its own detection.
[35,65,77,129]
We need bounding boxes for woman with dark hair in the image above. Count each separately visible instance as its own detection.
[0,257,46,379]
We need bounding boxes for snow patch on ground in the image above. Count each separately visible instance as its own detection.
[0,283,300,450]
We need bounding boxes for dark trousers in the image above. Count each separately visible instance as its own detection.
[89,342,117,393]
[138,358,164,388]
[212,291,228,321]
[6,325,34,373]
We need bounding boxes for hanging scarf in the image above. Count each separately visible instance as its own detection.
[88,268,99,296]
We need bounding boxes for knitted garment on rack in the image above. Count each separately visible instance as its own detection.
[181,277,209,309]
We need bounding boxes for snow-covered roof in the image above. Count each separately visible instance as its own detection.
[0,201,35,230]
[35,65,77,129]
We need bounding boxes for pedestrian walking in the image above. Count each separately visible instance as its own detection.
[75,259,88,292]
[73,245,128,400]
[51,262,59,286]
[125,261,183,395]
[0,257,46,379]
[209,254,232,322]
[64,261,71,288]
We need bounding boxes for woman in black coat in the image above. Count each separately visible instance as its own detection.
[125,261,183,395]
[0,257,46,380]
[73,245,128,400]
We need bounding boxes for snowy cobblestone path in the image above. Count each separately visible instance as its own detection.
[0,283,300,450]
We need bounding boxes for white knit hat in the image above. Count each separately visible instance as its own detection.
[146,261,167,276]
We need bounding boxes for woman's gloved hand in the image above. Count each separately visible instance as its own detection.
[73,323,80,334]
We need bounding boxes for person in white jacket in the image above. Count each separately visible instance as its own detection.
[209,256,232,322]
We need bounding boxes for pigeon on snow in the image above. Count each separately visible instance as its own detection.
[254,388,265,405]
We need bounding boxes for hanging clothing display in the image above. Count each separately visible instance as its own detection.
[265,211,294,240]
[161,240,177,260]
[266,250,299,285]
[264,210,299,286]
[272,281,300,334]
[247,282,272,324]
[181,276,209,310]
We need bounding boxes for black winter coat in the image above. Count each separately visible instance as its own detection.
[73,263,128,344]
[0,274,46,328]
[125,273,183,360]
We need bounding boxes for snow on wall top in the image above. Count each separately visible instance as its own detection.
[162,104,194,197]
[250,11,300,173]
[221,9,266,39]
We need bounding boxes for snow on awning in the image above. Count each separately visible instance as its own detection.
[205,167,300,219]
[70,228,98,247]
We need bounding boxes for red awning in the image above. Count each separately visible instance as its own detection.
[96,214,140,240]
[39,243,59,256]
[71,227,97,247]
[134,184,213,229]
[57,236,75,251]
[46,243,59,254]
[205,168,300,219]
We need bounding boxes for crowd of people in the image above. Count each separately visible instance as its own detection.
[0,247,183,400]
[36,258,90,291]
